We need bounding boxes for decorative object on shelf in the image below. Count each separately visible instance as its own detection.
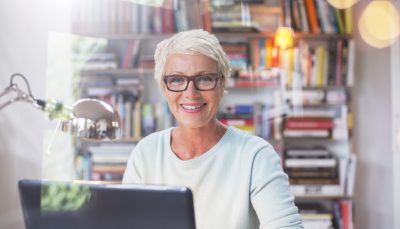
[327,0,359,9]
[358,0,400,49]
[0,73,121,141]
[274,26,294,50]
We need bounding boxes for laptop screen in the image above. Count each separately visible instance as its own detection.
[18,179,196,229]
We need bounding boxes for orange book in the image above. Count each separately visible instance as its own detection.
[265,38,274,68]
[304,0,319,34]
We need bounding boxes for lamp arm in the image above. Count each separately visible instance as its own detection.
[0,84,38,110]
[0,73,46,111]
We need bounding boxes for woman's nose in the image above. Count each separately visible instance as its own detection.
[184,80,200,96]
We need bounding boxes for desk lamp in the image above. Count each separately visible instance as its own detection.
[0,73,121,140]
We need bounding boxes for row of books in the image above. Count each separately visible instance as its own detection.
[76,143,134,181]
[79,70,176,140]
[219,103,274,140]
[219,99,350,141]
[281,39,355,88]
[209,3,282,33]
[284,88,348,106]
[284,148,340,190]
[110,98,175,140]
[283,0,353,34]
[82,40,154,71]
[221,37,354,89]
[285,148,356,197]
[298,200,353,229]
[71,0,197,35]
[81,52,118,71]
[281,109,349,141]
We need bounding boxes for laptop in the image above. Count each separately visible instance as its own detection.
[18,179,196,229]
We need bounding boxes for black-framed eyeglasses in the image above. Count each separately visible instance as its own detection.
[163,73,220,92]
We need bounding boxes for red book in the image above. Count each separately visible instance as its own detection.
[285,117,334,130]
[340,200,352,229]
[162,0,176,33]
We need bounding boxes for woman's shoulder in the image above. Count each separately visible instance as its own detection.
[227,126,272,148]
[226,126,279,159]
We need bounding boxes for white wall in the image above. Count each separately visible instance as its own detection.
[0,1,69,228]
[353,1,394,229]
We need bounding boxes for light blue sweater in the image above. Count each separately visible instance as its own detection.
[123,126,303,229]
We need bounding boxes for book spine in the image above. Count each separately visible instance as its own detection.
[304,0,320,33]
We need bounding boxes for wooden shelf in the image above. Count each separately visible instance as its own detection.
[71,32,175,40]
[215,32,351,40]
[80,68,154,76]
[294,194,352,200]
[71,31,352,40]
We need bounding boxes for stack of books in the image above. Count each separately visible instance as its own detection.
[88,143,134,182]
[284,148,343,196]
[298,202,334,229]
[283,116,334,138]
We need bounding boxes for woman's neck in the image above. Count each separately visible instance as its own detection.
[171,121,227,160]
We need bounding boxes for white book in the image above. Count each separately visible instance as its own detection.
[285,158,337,168]
[283,129,330,138]
[302,219,332,229]
[286,149,330,157]
[345,153,357,196]
[290,184,343,196]
[288,108,336,118]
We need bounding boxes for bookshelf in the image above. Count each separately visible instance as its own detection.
[70,0,195,183]
[207,1,356,229]
[70,0,356,228]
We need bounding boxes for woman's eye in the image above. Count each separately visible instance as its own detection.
[197,75,213,83]
[169,76,186,84]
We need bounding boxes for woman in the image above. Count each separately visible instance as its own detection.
[123,29,303,229]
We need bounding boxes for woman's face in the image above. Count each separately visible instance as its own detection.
[162,52,224,129]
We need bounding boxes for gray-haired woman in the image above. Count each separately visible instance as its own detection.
[123,29,303,229]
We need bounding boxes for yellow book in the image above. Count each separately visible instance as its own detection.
[316,46,326,88]
[344,7,353,34]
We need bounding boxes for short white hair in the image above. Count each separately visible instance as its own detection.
[154,29,231,89]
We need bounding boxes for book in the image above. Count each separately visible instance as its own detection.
[285,148,331,158]
[288,107,338,118]
[285,117,334,130]
[345,153,357,196]
[285,158,337,168]
[346,39,355,87]
[290,177,339,185]
[304,0,320,33]
[290,184,343,196]
[298,0,310,33]
[282,0,293,28]
[291,0,303,32]
[286,168,338,179]
[283,129,330,138]
[226,104,254,114]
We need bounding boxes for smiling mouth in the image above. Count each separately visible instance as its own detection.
[181,104,206,111]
